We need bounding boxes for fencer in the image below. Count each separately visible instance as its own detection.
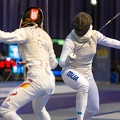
[0,7,58,120]
[59,12,120,120]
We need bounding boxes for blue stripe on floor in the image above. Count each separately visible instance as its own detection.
[66,110,120,120]
[96,110,120,116]
[66,118,76,120]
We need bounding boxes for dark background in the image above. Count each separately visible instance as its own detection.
[0,0,120,81]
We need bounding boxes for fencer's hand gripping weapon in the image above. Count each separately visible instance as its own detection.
[69,12,120,60]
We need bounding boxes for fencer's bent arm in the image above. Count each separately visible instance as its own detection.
[97,31,120,49]
[0,28,26,44]
[59,39,74,68]
[49,42,58,69]
[49,56,58,69]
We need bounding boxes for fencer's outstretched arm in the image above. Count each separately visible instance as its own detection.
[97,31,120,48]
[0,28,26,43]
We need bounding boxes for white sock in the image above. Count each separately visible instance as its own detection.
[83,110,93,120]
[76,91,88,120]
[3,112,22,120]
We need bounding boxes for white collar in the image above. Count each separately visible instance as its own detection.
[71,25,93,43]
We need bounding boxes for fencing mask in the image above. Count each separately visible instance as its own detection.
[19,7,44,28]
[73,12,92,36]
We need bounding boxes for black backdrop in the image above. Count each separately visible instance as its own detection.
[0,0,120,75]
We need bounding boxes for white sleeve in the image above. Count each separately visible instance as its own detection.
[97,31,120,49]
[59,39,74,68]
[0,28,26,44]
[49,40,58,69]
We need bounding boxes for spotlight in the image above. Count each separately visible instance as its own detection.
[91,0,97,5]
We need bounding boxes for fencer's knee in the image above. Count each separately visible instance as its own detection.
[78,85,89,93]
[92,104,99,115]
[0,104,14,117]
[34,107,50,120]
[0,105,7,117]
[87,104,99,115]
[77,77,89,93]
[34,107,46,116]
[0,106,2,117]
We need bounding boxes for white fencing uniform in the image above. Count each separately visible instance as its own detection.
[59,27,120,120]
[0,25,58,120]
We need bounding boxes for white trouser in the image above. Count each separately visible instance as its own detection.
[62,69,99,120]
[0,66,55,120]
[85,73,99,116]
[62,69,89,90]
[62,69,89,120]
